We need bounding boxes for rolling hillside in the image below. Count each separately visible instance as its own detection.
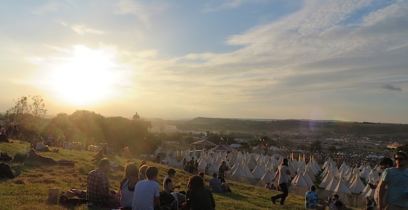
[0,140,306,210]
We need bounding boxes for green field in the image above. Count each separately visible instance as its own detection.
[0,140,306,210]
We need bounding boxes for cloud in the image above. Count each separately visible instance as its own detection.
[382,84,402,92]
[71,24,105,35]
[123,0,408,119]
[59,22,105,35]
[32,1,66,15]
[203,0,270,12]
[115,0,167,27]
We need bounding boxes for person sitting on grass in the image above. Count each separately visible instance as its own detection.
[209,173,223,193]
[328,194,344,210]
[163,168,180,193]
[138,164,149,180]
[119,163,139,210]
[87,158,119,208]
[185,175,215,210]
[218,175,232,193]
[305,185,318,209]
[199,172,205,180]
[132,166,160,210]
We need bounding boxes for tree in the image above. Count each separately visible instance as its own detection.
[4,96,47,141]
[30,95,47,118]
[5,95,47,123]
[310,140,322,153]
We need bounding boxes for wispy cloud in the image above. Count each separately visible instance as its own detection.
[204,0,270,12]
[32,1,66,15]
[59,22,105,35]
[115,0,167,27]
[124,0,408,119]
[382,84,402,92]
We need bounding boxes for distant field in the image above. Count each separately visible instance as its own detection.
[0,140,307,210]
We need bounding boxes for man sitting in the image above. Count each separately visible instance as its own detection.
[87,158,118,208]
[132,166,160,210]
[209,173,223,193]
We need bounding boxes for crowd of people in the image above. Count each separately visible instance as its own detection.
[82,150,407,210]
[183,158,199,174]
[86,159,223,210]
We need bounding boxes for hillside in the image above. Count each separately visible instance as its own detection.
[172,117,408,137]
[0,140,306,210]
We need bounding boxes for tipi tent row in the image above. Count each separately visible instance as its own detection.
[319,158,381,197]
[157,148,381,197]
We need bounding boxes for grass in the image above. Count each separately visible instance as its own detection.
[0,140,307,210]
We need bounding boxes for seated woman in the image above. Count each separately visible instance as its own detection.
[209,173,223,193]
[160,178,178,210]
[185,175,215,210]
[119,163,139,210]
[218,175,232,193]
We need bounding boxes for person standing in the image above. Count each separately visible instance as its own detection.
[218,161,229,179]
[271,158,291,205]
[132,166,160,210]
[374,157,394,208]
[377,151,408,210]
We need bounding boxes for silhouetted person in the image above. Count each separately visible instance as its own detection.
[185,175,215,210]
[209,173,222,193]
[218,161,229,179]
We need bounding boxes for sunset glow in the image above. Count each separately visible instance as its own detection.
[48,45,122,105]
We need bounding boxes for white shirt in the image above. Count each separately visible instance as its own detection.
[278,165,290,184]
[132,179,160,210]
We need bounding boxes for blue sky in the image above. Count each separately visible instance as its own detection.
[0,0,407,123]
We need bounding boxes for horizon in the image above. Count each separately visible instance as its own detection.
[1,0,408,123]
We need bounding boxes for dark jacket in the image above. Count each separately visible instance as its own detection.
[186,188,215,210]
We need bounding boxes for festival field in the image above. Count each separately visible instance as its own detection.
[0,140,306,210]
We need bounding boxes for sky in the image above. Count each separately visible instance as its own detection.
[0,0,407,123]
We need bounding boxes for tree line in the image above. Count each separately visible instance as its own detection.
[0,96,158,154]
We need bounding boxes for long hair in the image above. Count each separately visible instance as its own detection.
[188,175,204,192]
[282,158,288,166]
[120,163,138,188]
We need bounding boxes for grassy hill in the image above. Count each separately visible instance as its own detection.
[0,140,306,210]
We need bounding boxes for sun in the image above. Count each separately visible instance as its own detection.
[49,45,122,105]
